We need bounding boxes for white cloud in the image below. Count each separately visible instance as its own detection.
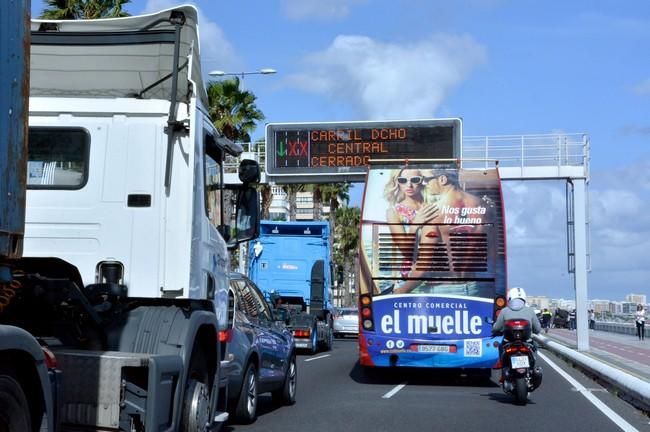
[286,33,486,119]
[501,160,650,298]
[142,0,241,74]
[632,78,650,96]
[281,0,367,21]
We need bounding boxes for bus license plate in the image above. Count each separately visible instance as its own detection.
[417,345,450,353]
[510,356,529,368]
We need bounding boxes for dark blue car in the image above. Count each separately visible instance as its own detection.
[222,272,297,424]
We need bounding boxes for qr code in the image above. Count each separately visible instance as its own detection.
[464,339,482,357]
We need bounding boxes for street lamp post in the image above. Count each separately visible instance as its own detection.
[208,68,276,274]
[208,68,277,79]
[208,69,277,89]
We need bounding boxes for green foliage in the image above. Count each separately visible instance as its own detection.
[41,0,131,19]
[333,205,360,306]
[206,78,265,142]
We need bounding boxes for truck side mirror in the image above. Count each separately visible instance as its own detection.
[238,159,260,184]
[227,186,260,250]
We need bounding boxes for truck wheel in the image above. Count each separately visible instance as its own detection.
[272,355,297,405]
[324,327,333,351]
[0,371,32,432]
[234,363,258,424]
[182,343,212,431]
[310,324,319,355]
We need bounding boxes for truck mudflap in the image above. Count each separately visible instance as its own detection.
[52,349,183,431]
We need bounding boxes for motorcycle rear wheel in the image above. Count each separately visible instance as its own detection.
[514,377,528,405]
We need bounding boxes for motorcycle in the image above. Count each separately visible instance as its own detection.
[498,319,543,405]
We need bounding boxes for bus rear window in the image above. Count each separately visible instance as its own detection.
[27,128,89,189]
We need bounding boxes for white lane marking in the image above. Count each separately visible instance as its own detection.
[382,383,407,399]
[304,354,331,362]
[538,352,639,432]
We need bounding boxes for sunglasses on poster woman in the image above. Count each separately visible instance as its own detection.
[396,176,423,185]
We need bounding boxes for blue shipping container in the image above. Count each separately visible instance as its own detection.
[0,0,30,258]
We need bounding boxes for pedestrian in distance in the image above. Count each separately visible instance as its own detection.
[635,304,646,341]
[568,309,576,330]
[589,309,595,330]
[541,308,552,334]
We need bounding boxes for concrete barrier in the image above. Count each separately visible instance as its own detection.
[534,334,650,414]
[594,321,637,336]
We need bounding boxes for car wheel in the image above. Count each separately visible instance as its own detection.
[273,355,297,405]
[234,363,258,424]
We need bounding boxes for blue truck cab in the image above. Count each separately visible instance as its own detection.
[248,221,334,353]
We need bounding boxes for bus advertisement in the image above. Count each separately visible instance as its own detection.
[358,163,507,370]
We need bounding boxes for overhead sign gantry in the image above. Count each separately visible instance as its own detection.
[265,118,462,183]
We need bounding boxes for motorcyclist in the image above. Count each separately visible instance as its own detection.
[492,287,542,336]
[493,287,543,389]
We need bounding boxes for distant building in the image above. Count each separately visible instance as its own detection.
[590,300,610,315]
[527,296,550,310]
[622,302,637,315]
[269,185,289,220]
[295,191,314,220]
[625,293,647,305]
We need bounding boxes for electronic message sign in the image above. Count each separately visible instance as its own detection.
[265,119,461,183]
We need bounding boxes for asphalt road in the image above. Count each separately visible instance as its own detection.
[226,337,649,432]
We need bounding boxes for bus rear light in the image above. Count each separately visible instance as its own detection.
[495,296,506,309]
[361,307,372,318]
[449,345,457,353]
[293,329,311,338]
[363,319,373,330]
[218,329,233,343]
[360,295,372,306]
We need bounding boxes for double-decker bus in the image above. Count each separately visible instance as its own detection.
[358,157,507,371]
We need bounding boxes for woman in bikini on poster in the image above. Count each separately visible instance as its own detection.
[383,167,438,279]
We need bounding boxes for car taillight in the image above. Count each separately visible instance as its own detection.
[218,329,233,343]
[293,329,311,338]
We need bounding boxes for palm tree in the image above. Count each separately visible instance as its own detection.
[205,78,265,270]
[309,183,350,221]
[282,184,305,221]
[333,206,360,306]
[41,0,131,19]
[206,78,265,143]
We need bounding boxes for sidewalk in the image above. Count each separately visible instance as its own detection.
[542,327,650,382]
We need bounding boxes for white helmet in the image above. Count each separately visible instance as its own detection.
[508,287,527,304]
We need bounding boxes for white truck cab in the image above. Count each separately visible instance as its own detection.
[0,5,258,430]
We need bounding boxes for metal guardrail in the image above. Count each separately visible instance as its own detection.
[593,321,638,336]
[462,133,589,173]
[226,134,590,179]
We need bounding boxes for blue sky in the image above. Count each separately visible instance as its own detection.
[31,1,650,302]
